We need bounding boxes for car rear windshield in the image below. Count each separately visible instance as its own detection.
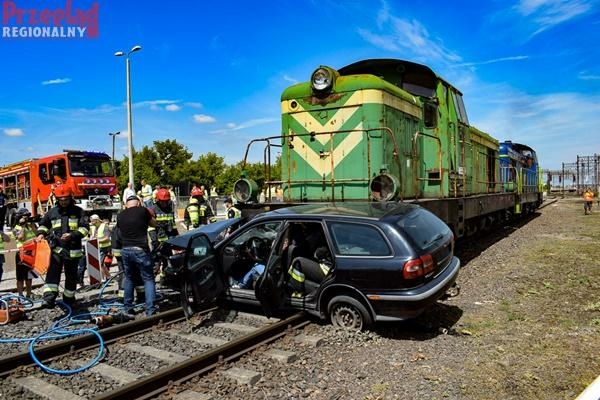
[395,209,451,251]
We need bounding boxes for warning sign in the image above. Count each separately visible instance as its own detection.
[85,238,102,285]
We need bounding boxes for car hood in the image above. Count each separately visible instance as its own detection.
[167,218,241,248]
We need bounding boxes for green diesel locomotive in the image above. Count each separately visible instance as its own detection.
[233,59,543,237]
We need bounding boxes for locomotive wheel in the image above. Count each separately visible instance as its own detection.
[328,295,372,331]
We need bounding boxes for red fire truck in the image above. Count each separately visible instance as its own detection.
[0,150,121,226]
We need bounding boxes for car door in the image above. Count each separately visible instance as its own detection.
[181,233,224,316]
[254,223,291,317]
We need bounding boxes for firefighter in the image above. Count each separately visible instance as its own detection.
[183,196,217,229]
[183,197,201,230]
[287,246,333,297]
[224,197,241,219]
[35,186,89,308]
[190,185,203,201]
[148,188,178,248]
[13,208,37,298]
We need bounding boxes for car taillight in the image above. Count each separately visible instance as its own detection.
[402,254,435,279]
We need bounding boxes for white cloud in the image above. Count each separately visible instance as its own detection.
[193,114,216,123]
[185,102,203,109]
[514,0,594,36]
[455,56,529,68]
[358,11,461,64]
[578,71,600,80]
[134,100,181,110]
[4,128,24,136]
[283,74,299,84]
[165,104,181,111]
[212,118,278,133]
[41,78,71,85]
[472,89,600,169]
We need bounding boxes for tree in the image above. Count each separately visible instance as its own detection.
[154,139,192,186]
[216,164,242,197]
[188,152,225,194]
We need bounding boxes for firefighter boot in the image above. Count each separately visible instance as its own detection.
[62,296,77,308]
[41,294,56,309]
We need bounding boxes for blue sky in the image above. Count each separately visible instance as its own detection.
[1,0,599,170]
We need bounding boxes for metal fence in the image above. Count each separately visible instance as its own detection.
[543,154,600,195]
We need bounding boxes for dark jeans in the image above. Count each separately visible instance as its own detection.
[121,247,156,316]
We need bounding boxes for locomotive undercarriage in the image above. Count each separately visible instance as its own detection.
[411,192,540,238]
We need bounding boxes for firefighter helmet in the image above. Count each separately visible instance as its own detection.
[156,188,170,201]
[54,185,73,198]
[191,187,203,197]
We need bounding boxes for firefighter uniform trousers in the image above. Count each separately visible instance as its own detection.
[287,257,331,295]
[46,252,80,303]
[37,205,89,305]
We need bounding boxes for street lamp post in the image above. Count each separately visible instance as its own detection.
[108,131,120,172]
[114,45,142,191]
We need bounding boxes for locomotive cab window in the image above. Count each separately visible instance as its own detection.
[451,91,469,125]
[424,101,438,128]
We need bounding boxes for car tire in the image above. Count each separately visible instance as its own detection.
[180,280,197,318]
[327,295,373,331]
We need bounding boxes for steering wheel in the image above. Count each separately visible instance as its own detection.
[245,237,269,260]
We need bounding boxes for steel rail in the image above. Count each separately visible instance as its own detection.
[94,312,310,400]
[0,307,208,377]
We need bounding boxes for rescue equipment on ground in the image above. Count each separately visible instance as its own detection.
[0,297,26,324]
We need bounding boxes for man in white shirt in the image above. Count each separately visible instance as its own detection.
[122,182,135,205]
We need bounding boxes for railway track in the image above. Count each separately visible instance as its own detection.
[0,306,310,399]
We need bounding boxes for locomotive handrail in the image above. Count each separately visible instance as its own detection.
[411,131,442,198]
[244,128,402,202]
[458,135,473,197]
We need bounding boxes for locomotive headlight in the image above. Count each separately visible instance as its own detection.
[233,178,259,203]
[369,173,400,202]
[311,67,335,92]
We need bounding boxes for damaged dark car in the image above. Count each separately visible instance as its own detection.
[164,202,460,330]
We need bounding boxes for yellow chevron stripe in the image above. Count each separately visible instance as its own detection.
[281,89,421,121]
[291,122,364,177]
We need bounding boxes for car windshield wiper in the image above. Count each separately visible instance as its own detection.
[423,233,443,246]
